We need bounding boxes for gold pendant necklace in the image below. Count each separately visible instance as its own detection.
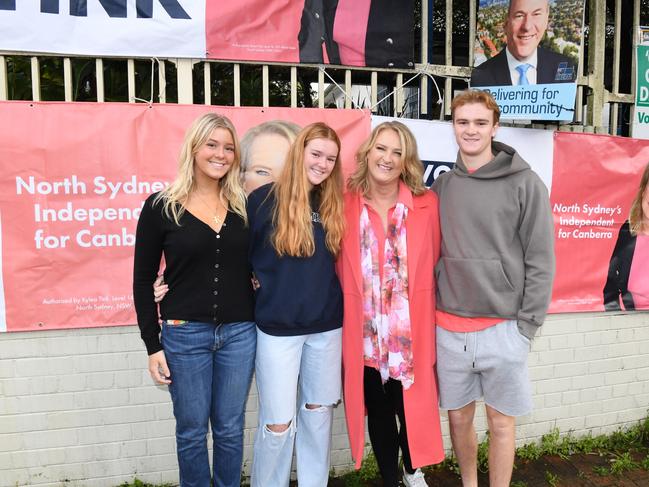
[195,192,225,228]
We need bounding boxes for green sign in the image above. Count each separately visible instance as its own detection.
[636,45,649,108]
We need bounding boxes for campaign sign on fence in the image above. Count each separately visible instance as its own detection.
[1,105,647,333]
[0,102,370,332]
[0,0,206,58]
[479,84,578,122]
[470,0,585,121]
[0,1,415,68]
[633,45,649,139]
[550,132,649,312]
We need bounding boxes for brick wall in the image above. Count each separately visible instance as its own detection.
[1,312,648,486]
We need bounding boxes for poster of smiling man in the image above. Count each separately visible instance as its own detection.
[471,0,584,121]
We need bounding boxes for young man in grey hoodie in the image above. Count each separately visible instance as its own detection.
[432,90,555,487]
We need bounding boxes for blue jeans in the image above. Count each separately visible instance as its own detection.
[161,321,256,487]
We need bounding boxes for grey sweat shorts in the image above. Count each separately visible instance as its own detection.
[436,319,533,417]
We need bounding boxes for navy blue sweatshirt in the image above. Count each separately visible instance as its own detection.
[247,184,343,336]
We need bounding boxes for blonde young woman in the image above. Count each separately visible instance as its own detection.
[152,119,301,295]
[247,122,345,487]
[338,122,444,487]
[133,113,256,487]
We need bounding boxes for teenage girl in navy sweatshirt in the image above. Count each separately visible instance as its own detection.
[247,122,345,487]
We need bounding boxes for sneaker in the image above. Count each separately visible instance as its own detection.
[402,467,428,487]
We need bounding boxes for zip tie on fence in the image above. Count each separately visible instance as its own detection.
[416,64,443,106]
[156,58,167,103]
[416,64,445,120]
[131,57,157,106]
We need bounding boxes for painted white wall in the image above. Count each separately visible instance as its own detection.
[1,312,648,486]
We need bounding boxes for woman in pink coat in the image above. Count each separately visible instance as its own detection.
[337,121,444,486]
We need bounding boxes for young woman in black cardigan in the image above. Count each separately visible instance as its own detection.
[133,113,255,487]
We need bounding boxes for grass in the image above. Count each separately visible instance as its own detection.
[609,452,639,475]
[544,470,558,486]
[429,417,649,484]
[593,465,610,476]
[516,414,649,462]
[590,450,643,476]
[641,454,649,470]
[114,416,649,486]
[513,416,649,479]
[338,450,380,486]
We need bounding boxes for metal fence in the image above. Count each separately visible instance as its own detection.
[0,0,645,135]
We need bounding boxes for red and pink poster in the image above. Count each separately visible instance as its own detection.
[2,106,648,333]
[205,0,415,67]
[0,102,370,332]
[549,132,649,312]
[0,1,415,68]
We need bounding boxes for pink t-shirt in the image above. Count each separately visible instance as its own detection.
[436,310,502,332]
[628,234,649,310]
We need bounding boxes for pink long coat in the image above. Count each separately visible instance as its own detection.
[337,190,445,469]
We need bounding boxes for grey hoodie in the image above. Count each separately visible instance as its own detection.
[432,141,555,339]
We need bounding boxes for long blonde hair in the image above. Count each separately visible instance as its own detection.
[271,122,345,257]
[347,121,426,197]
[155,113,247,225]
[629,162,649,235]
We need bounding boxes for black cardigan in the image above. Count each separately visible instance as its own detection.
[133,193,255,354]
[603,220,637,311]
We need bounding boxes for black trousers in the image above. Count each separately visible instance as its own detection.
[363,366,415,486]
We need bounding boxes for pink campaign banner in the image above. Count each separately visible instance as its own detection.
[205,0,415,67]
[0,1,414,67]
[549,132,649,313]
[0,102,370,332]
[206,1,303,63]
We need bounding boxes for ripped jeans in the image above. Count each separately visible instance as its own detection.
[250,327,342,487]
